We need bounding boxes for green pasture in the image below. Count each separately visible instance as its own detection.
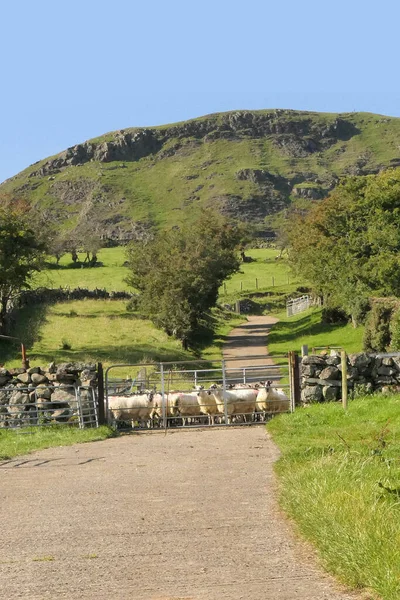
[220,248,300,295]
[267,307,364,355]
[33,247,130,292]
[3,300,191,369]
[268,395,400,600]
[33,246,299,296]
[3,299,245,370]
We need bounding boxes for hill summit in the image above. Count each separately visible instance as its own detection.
[2,109,400,242]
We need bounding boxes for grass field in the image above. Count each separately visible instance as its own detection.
[34,247,130,292]
[267,307,365,355]
[268,395,400,600]
[0,426,114,460]
[33,247,300,295]
[3,299,193,368]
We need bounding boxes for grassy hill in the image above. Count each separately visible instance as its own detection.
[2,109,400,240]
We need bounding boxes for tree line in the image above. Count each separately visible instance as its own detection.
[283,168,400,350]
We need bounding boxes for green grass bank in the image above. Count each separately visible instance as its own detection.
[0,426,114,460]
[268,396,400,600]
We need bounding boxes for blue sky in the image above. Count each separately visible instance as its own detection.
[1,0,400,183]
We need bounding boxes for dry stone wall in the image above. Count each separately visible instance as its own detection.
[300,352,400,403]
[0,362,98,427]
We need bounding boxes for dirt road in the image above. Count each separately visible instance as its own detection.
[223,315,279,369]
[0,428,357,599]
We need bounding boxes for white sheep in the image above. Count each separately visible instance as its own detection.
[108,391,155,428]
[255,380,290,419]
[209,385,258,423]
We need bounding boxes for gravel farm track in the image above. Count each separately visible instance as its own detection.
[0,317,362,600]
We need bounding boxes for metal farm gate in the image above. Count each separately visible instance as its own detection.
[104,354,300,430]
[0,385,99,430]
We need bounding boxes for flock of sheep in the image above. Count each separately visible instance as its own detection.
[107,381,290,428]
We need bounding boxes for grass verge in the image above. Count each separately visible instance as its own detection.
[0,425,115,460]
[267,307,365,355]
[267,396,400,600]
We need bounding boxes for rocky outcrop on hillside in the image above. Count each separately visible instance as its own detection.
[30,111,360,177]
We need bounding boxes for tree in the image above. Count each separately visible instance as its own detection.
[285,169,400,326]
[0,208,47,333]
[126,212,243,344]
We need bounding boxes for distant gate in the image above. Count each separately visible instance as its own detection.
[104,354,300,430]
[286,295,310,317]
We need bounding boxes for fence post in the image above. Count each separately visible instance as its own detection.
[272,276,275,287]
[293,352,301,407]
[160,363,167,430]
[341,350,348,410]
[222,359,229,425]
[240,281,243,292]
[301,345,308,357]
[256,278,258,290]
[97,362,106,425]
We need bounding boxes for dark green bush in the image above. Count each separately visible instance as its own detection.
[363,301,394,351]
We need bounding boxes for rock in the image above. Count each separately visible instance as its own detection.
[301,385,323,403]
[9,390,30,406]
[80,369,97,385]
[51,388,76,406]
[7,368,25,376]
[0,368,11,378]
[377,366,396,376]
[27,366,41,375]
[16,373,31,384]
[302,355,327,366]
[319,366,341,380]
[382,357,394,366]
[301,364,316,377]
[35,385,52,400]
[322,386,339,401]
[0,376,11,386]
[31,373,48,384]
[51,408,73,422]
[56,371,78,384]
[348,353,371,371]
[304,377,342,387]
[0,389,10,405]
[45,373,58,382]
[47,362,57,374]
[326,355,341,366]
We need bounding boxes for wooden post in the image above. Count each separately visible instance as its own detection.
[272,276,275,287]
[21,343,29,369]
[301,344,308,357]
[224,283,227,295]
[256,278,258,290]
[341,350,348,410]
[240,281,243,291]
[97,362,106,425]
[288,351,300,412]
[293,352,301,407]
